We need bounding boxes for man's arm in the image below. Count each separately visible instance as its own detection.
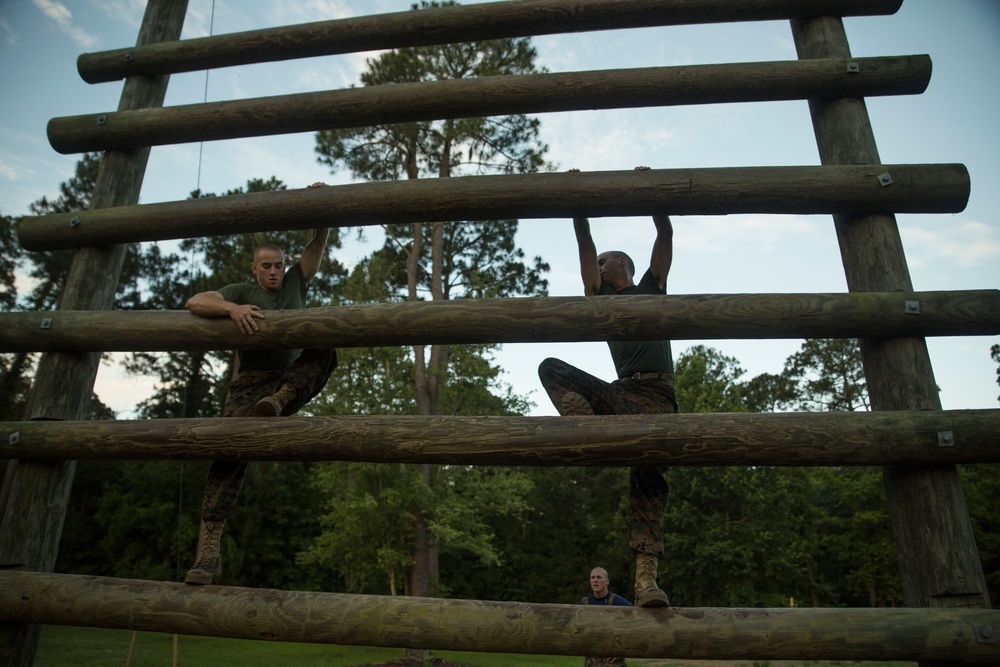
[185,290,264,335]
[299,182,331,283]
[299,227,330,283]
[649,214,673,291]
[573,216,601,296]
[634,166,673,291]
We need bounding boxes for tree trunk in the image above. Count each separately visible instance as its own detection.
[0,3,188,665]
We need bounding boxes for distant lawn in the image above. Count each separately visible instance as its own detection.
[35,625,581,666]
[36,625,919,667]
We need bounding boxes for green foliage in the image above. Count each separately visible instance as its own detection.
[224,462,330,591]
[0,213,22,311]
[309,17,552,605]
[299,462,425,594]
[674,344,750,413]
[992,343,1000,403]
[809,466,902,607]
[960,462,1000,607]
[783,338,868,412]
[57,460,205,581]
[429,465,533,568]
[663,465,814,607]
[441,465,631,605]
[316,3,547,181]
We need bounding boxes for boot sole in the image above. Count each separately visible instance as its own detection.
[559,391,594,416]
[254,397,282,417]
[636,588,670,607]
[184,568,217,585]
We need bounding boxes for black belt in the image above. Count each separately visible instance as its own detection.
[620,371,673,382]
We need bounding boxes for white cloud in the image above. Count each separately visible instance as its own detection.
[32,0,97,48]
[0,14,17,46]
[95,353,158,419]
[0,156,20,181]
[901,217,1000,269]
[92,0,144,33]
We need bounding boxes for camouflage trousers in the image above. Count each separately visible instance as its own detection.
[200,348,337,522]
[584,658,627,667]
[538,357,677,557]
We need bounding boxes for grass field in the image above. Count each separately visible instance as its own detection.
[36,625,919,667]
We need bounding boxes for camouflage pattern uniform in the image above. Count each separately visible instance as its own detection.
[538,357,677,558]
[200,347,337,522]
[580,590,633,667]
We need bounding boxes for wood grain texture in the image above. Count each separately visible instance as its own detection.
[52,55,929,154]
[0,4,191,666]
[1,571,997,663]
[791,16,991,614]
[78,0,904,83]
[0,291,996,353]
[2,410,997,467]
[17,164,969,250]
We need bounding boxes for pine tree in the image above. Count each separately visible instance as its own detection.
[312,2,548,625]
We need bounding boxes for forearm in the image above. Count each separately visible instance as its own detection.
[652,214,673,238]
[573,216,601,295]
[650,215,674,289]
[311,227,330,244]
[300,229,330,282]
[185,291,233,318]
[573,217,597,260]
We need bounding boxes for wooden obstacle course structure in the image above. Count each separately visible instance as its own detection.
[3,410,1000,467]
[0,290,997,352]
[2,570,997,663]
[1,0,996,665]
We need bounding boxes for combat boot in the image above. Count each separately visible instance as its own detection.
[634,553,670,607]
[184,519,225,585]
[254,383,297,417]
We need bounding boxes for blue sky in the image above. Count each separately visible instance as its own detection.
[1,0,998,417]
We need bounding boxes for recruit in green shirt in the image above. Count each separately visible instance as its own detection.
[599,268,675,379]
[217,263,307,372]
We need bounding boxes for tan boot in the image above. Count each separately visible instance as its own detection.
[254,383,297,417]
[184,519,225,585]
[635,553,670,607]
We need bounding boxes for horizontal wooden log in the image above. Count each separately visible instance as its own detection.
[2,410,997,467]
[16,165,969,251]
[1,572,996,663]
[50,55,929,154]
[1,291,996,353]
[78,0,904,83]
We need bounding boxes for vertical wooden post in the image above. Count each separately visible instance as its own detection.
[0,2,189,665]
[790,7,990,638]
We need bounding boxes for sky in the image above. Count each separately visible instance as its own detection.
[1,0,998,418]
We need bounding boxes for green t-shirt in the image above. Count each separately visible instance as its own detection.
[599,269,674,379]
[217,263,307,371]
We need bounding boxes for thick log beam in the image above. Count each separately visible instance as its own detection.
[51,55,929,154]
[0,291,997,353]
[78,0,903,84]
[792,15,991,617]
[16,164,968,251]
[0,3,189,666]
[1,572,996,663]
[2,410,997,467]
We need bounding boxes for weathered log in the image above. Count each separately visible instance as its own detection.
[0,4,190,667]
[16,164,969,251]
[78,0,904,83]
[1,572,997,663]
[2,410,998,467]
[792,16,991,614]
[0,291,996,353]
[50,55,929,154]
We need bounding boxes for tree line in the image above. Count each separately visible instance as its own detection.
[2,1,997,616]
